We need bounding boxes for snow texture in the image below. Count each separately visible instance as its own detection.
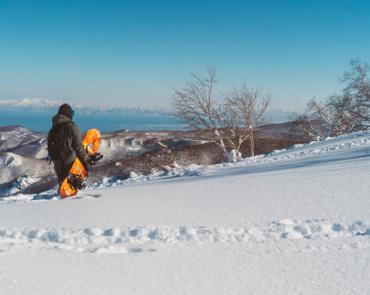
[0,220,369,254]
[0,131,370,294]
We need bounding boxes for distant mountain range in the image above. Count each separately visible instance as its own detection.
[0,98,169,116]
[0,98,299,122]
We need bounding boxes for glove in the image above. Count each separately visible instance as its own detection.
[87,153,103,165]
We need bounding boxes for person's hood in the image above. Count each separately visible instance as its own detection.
[52,114,72,126]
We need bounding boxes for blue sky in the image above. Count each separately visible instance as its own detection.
[0,0,369,111]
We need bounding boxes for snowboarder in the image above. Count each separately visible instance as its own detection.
[47,104,90,187]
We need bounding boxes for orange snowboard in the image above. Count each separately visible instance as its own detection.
[59,129,101,198]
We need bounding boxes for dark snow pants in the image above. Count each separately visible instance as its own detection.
[53,159,74,185]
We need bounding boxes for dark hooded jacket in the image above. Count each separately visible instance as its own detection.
[51,113,89,170]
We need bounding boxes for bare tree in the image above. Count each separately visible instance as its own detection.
[173,68,272,161]
[226,84,271,156]
[173,67,233,157]
[295,59,370,140]
[326,94,367,133]
[294,99,337,140]
[341,58,370,123]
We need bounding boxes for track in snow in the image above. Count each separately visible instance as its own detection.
[1,219,370,254]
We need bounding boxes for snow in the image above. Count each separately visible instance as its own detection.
[0,131,370,294]
[0,153,53,184]
[0,126,41,152]
[0,126,47,159]
[0,175,40,197]
[1,220,369,254]
[99,135,146,161]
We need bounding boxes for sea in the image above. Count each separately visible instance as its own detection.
[0,109,185,133]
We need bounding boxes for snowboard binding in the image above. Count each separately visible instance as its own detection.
[67,174,86,190]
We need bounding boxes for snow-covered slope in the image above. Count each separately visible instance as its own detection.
[0,126,187,188]
[99,131,172,162]
[0,125,46,157]
[0,132,370,294]
[0,152,53,184]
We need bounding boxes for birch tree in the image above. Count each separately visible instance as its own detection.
[296,59,370,140]
[173,69,272,160]
[226,84,271,156]
[172,67,229,155]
